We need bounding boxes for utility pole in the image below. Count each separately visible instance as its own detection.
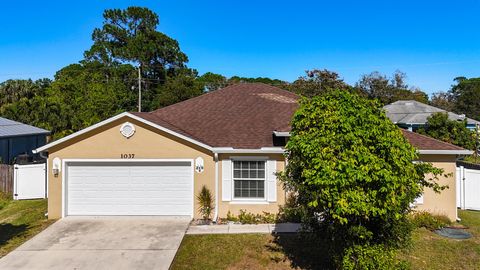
[138,65,142,112]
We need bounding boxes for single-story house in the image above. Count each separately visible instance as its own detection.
[34,83,471,221]
[383,100,479,131]
[0,117,50,164]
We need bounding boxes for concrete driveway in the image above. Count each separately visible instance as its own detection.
[0,216,190,270]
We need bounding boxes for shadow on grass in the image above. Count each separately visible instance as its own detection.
[0,223,29,246]
[270,233,335,270]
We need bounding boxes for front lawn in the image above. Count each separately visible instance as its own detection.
[399,210,480,269]
[0,198,54,257]
[172,233,331,270]
[171,210,480,270]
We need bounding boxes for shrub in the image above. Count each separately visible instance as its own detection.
[238,209,260,224]
[196,185,214,221]
[226,211,239,222]
[260,211,277,223]
[277,193,305,223]
[225,210,277,224]
[341,244,408,270]
[410,211,451,230]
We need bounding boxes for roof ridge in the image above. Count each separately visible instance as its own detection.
[150,82,296,114]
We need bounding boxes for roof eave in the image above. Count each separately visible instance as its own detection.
[418,149,473,155]
[33,112,214,153]
[273,131,291,137]
[212,147,285,154]
[0,131,50,139]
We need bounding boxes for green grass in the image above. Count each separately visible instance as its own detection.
[172,210,480,270]
[171,233,331,270]
[0,198,54,258]
[400,210,480,270]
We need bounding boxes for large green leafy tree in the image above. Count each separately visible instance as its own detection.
[280,90,444,267]
[84,6,193,111]
[356,70,428,104]
[0,79,56,132]
[417,112,475,150]
[450,77,480,120]
[45,62,138,138]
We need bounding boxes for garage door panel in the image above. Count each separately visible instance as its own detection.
[66,162,193,216]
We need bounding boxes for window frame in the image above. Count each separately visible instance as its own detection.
[230,157,268,202]
[412,160,424,205]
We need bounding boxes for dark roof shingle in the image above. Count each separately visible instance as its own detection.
[401,129,465,151]
[137,83,298,148]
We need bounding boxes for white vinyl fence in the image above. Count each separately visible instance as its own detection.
[457,165,480,210]
[13,163,47,200]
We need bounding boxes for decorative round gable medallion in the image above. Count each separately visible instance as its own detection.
[120,122,136,138]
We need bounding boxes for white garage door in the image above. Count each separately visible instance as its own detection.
[66,161,193,216]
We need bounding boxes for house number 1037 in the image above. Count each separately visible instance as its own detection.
[120,153,135,159]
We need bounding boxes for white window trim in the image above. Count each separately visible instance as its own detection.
[412,160,424,205]
[230,157,268,203]
[414,194,424,205]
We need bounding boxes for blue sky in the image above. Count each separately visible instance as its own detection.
[1,1,479,95]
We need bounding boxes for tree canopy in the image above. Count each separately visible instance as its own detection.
[417,112,475,150]
[288,69,350,97]
[356,70,428,104]
[450,77,480,120]
[84,7,188,75]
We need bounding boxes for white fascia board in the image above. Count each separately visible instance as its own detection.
[418,149,473,155]
[273,131,291,137]
[34,112,213,153]
[212,147,285,154]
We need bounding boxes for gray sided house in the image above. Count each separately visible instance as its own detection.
[384,100,480,131]
[0,117,50,164]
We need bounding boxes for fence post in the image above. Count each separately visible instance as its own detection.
[461,166,466,210]
[0,164,14,195]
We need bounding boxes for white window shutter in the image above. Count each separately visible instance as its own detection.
[222,159,232,201]
[267,160,277,202]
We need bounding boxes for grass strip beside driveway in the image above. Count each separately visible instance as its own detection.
[0,199,54,258]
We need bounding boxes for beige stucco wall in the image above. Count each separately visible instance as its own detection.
[47,116,215,219]
[415,154,458,221]
[46,116,286,219]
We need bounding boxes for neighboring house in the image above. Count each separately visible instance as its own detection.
[0,117,50,164]
[34,83,471,221]
[384,100,480,131]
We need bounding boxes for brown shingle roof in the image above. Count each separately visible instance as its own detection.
[137,83,299,148]
[134,82,466,152]
[400,129,465,151]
